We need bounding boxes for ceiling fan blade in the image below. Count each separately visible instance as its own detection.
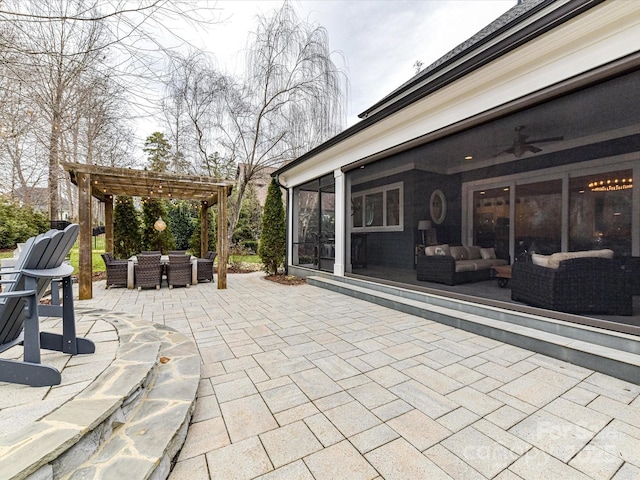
[525,136,564,144]
[493,146,515,158]
[527,145,542,153]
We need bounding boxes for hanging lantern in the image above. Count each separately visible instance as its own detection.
[154,216,167,232]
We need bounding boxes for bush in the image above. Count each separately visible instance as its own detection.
[242,240,259,253]
[0,197,49,249]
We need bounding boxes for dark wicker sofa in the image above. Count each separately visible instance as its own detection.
[511,256,632,315]
[417,245,508,285]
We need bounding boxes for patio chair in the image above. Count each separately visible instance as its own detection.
[0,224,95,386]
[197,251,217,282]
[139,250,161,255]
[168,250,187,255]
[134,254,163,290]
[166,254,192,289]
[100,252,128,288]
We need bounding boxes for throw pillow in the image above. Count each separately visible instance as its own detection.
[425,246,438,256]
[467,246,482,260]
[450,246,467,261]
[531,253,550,268]
[434,244,450,256]
[480,247,496,260]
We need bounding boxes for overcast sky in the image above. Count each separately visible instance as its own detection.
[185,0,517,127]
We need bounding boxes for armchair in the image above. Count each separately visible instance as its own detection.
[134,254,163,290]
[197,251,217,282]
[100,252,128,288]
[166,254,192,289]
[511,256,632,315]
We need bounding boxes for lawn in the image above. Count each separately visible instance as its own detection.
[2,234,262,274]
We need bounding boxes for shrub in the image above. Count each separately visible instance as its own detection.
[0,197,49,249]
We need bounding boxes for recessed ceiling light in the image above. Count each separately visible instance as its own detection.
[464,156,473,160]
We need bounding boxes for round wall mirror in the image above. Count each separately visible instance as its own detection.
[430,189,447,224]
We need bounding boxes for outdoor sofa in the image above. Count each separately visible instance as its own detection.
[510,249,633,315]
[417,244,508,285]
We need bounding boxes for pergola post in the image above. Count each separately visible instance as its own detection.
[217,186,228,289]
[77,172,93,300]
[200,201,209,258]
[105,195,114,253]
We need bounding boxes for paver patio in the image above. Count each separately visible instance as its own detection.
[73,272,640,478]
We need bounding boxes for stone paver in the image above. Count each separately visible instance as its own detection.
[16,273,637,480]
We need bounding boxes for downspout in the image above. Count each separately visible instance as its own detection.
[274,173,289,275]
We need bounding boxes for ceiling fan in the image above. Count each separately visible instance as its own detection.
[494,125,564,158]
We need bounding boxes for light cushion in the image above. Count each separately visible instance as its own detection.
[467,246,482,260]
[425,246,438,256]
[454,260,477,272]
[450,246,468,261]
[480,247,496,260]
[434,244,451,256]
[531,253,550,268]
[547,249,614,269]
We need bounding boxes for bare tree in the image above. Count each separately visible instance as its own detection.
[163,51,227,175]
[0,0,221,219]
[218,1,346,241]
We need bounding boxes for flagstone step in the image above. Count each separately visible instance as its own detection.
[307,275,640,384]
[0,309,200,480]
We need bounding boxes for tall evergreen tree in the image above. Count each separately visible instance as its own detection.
[259,179,285,275]
[113,195,141,259]
[141,198,175,253]
[167,200,197,250]
[143,132,172,172]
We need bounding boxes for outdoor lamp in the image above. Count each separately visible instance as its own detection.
[418,220,432,244]
[154,217,167,232]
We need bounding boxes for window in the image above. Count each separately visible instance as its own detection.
[352,182,403,232]
[515,180,562,256]
[570,169,632,255]
[473,186,510,259]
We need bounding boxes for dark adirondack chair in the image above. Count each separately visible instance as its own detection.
[166,254,192,289]
[0,224,95,387]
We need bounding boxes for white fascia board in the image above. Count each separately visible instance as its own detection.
[278,0,640,189]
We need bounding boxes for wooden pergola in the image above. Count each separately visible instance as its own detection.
[62,162,235,300]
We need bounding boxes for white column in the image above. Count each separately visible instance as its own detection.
[289,187,298,266]
[333,169,345,276]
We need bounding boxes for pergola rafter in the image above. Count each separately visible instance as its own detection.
[62,162,234,299]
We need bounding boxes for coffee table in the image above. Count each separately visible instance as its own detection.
[492,265,512,288]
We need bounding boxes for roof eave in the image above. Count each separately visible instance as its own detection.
[274,0,604,178]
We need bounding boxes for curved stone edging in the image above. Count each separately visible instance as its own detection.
[0,308,200,480]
